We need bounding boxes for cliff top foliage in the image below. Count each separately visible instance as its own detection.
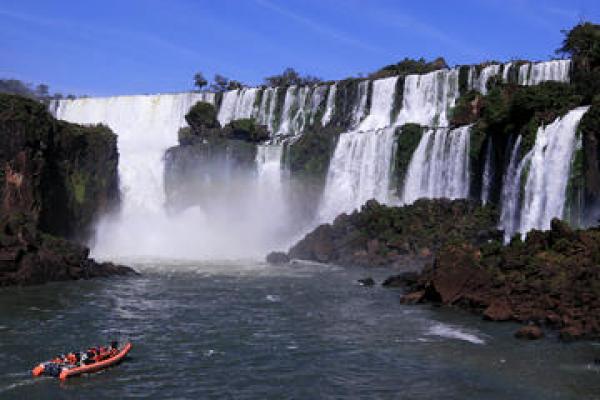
[369,57,448,79]
[223,119,269,142]
[557,21,600,103]
[263,67,322,87]
[0,78,77,101]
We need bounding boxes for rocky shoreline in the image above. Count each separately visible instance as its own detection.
[273,199,600,341]
[398,219,600,341]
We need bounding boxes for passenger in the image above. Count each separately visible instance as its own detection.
[83,351,96,365]
[66,353,77,365]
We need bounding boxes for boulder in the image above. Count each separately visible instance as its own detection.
[266,251,290,265]
[514,325,544,340]
[357,277,375,286]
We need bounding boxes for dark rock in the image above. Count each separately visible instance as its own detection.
[357,277,375,286]
[0,214,136,286]
[285,199,498,268]
[484,300,513,321]
[266,251,290,265]
[515,325,544,340]
[382,272,419,288]
[402,221,600,341]
[400,290,425,304]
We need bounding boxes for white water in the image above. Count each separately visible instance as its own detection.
[518,106,588,234]
[502,62,513,82]
[481,139,494,205]
[321,84,337,126]
[401,125,471,204]
[498,135,528,242]
[317,128,396,222]
[53,92,221,258]
[351,80,370,127]
[471,64,501,94]
[518,60,571,85]
[358,77,398,131]
[309,85,328,125]
[396,69,459,127]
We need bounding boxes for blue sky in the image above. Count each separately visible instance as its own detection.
[1,0,598,96]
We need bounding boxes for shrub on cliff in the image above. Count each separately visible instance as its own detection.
[286,129,335,179]
[185,101,220,131]
[223,119,269,143]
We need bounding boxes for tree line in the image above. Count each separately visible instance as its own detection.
[0,79,78,101]
[193,67,323,92]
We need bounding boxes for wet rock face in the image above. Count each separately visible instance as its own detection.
[402,219,600,341]
[0,94,132,286]
[0,214,135,287]
[0,94,119,243]
[286,198,499,268]
[266,251,290,265]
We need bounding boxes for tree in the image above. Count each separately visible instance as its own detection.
[557,22,600,102]
[210,74,229,92]
[227,80,244,90]
[264,67,322,87]
[557,22,600,72]
[193,72,208,90]
[35,84,49,99]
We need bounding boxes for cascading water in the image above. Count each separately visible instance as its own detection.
[481,139,494,205]
[401,125,471,204]
[351,80,370,127]
[518,60,571,86]
[53,93,217,258]
[518,106,589,234]
[317,77,400,221]
[396,69,459,127]
[471,64,501,94]
[309,85,328,125]
[317,128,396,222]
[357,77,398,131]
[498,135,529,242]
[321,84,337,126]
[502,62,513,82]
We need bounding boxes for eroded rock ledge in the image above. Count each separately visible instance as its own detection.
[400,219,600,341]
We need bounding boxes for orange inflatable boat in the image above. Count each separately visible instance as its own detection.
[32,342,132,380]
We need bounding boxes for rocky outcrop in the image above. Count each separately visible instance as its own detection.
[0,94,133,286]
[0,213,134,286]
[401,219,600,340]
[164,102,261,211]
[0,93,119,242]
[286,199,499,267]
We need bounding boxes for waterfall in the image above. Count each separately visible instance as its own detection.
[277,86,297,135]
[498,135,528,242]
[357,77,398,131]
[518,106,589,234]
[309,85,328,125]
[401,125,471,204]
[321,84,337,126]
[256,87,278,132]
[518,60,571,86]
[502,62,513,82]
[216,88,259,127]
[471,65,501,94]
[481,139,494,205]
[396,69,459,127]
[317,128,396,222]
[351,80,370,127]
[53,92,217,258]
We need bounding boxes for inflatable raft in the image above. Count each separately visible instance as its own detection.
[32,342,132,380]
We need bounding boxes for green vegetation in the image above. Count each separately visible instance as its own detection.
[557,22,600,102]
[224,118,269,142]
[0,78,77,101]
[393,124,424,190]
[264,67,322,87]
[185,101,220,130]
[286,129,336,178]
[370,57,448,79]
